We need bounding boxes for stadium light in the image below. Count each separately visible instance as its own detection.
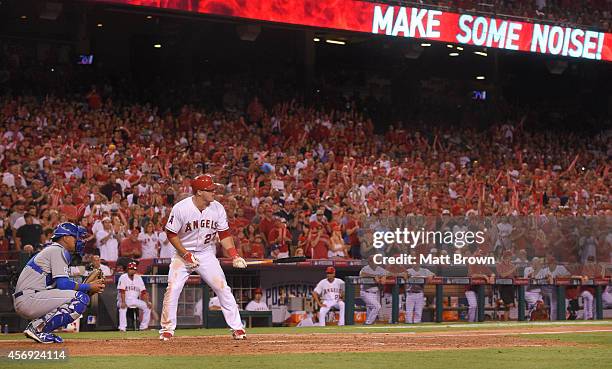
[97,23,103,28]
[474,51,488,57]
[313,38,320,42]
[446,44,453,48]
[456,46,464,51]
[154,44,162,48]
[326,39,346,45]
[476,76,486,80]
[449,52,459,57]
[20,15,27,20]
[420,43,431,47]
[146,15,153,19]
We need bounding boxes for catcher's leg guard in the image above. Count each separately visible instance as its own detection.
[40,292,90,333]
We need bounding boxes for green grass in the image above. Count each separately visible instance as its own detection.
[1,324,611,369]
[1,320,610,341]
[2,347,612,369]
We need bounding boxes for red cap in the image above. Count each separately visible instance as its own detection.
[310,221,321,229]
[325,266,336,274]
[254,288,263,294]
[191,174,218,192]
[127,262,137,270]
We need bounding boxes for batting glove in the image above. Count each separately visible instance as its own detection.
[182,251,200,269]
[232,256,247,269]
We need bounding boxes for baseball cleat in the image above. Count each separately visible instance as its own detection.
[46,333,64,343]
[159,332,173,341]
[232,329,246,340]
[23,324,59,344]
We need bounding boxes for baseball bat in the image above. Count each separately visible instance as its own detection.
[246,260,274,266]
[245,256,307,265]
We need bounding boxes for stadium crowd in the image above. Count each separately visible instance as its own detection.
[0,81,610,275]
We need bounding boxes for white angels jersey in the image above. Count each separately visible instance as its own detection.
[117,273,146,301]
[165,197,229,252]
[245,300,270,311]
[314,278,345,302]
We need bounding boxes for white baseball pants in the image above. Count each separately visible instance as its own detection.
[465,291,478,322]
[581,290,594,320]
[159,250,243,335]
[405,292,425,323]
[319,300,345,326]
[118,298,151,330]
[544,290,567,321]
[360,290,381,324]
[603,290,612,308]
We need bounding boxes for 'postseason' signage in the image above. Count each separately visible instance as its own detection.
[96,0,612,61]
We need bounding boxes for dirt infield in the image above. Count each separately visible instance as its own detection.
[1,326,610,356]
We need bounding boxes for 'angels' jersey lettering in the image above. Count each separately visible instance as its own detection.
[117,273,146,301]
[314,278,345,302]
[165,197,229,252]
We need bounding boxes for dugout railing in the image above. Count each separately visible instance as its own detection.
[344,276,611,325]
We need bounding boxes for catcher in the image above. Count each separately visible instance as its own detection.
[13,222,105,343]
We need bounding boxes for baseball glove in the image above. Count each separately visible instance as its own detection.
[83,267,105,295]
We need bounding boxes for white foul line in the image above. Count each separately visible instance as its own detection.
[416,329,612,338]
[349,321,612,330]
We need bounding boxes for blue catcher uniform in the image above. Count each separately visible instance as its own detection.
[13,223,91,343]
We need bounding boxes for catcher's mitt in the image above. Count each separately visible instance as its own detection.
[83,267,105,295]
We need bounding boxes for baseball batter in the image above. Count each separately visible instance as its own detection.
[117,261,151,331]
[403,262,434,324]
[359,256,387,325]
[159,175,247,341]
[313,266,345,326]
[13,223,105,343]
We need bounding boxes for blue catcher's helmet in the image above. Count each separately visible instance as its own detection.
[52,222,88,256]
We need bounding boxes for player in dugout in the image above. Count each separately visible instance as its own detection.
[313,266,345,326]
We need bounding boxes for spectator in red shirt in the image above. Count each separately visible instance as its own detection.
[257,204,275,243]
[304,222,330,259]
[242,233,265,259]
[0,228,10,260]
[120,228,142,260]
[268,218,291,258]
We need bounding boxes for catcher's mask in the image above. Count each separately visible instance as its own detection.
[52,222,89,256]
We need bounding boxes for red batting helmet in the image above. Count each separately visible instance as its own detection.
[325,266,336,274]
[191,174,218,192]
